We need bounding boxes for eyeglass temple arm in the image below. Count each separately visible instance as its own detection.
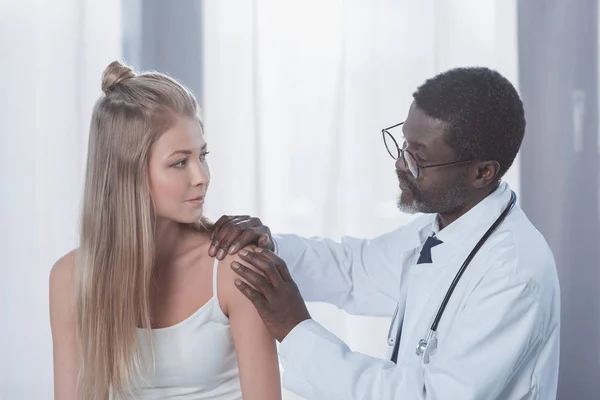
[420,159,476,169]
[383,122,404,132]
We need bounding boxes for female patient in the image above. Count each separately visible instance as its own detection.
[49,61,281,400]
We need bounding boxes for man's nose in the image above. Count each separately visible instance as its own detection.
[395,154,406,172]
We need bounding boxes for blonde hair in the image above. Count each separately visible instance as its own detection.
[75,61,209,399]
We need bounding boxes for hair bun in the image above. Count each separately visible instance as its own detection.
[101,61,136,93]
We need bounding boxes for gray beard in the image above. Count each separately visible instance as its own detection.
[396,173,470,215]
[396,192,421,214]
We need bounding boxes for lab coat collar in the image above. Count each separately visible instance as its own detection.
[403,213,438,253]
[428,181,513,262]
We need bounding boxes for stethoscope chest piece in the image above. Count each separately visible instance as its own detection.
[416,329,438,364]
[416,339,427,356]
[413,191,517,365]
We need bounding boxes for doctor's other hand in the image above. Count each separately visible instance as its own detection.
[231,247,311,342]
[209,215,274,260]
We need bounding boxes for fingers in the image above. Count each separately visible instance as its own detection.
[209,215,234,256]
[257,233,275,251]
[238,250,284,287]
[253,248,293,282]
[211,215,234,240]
[229,230,262,255]
[209,215,272,260]
[234,279,269,310]
[231,261,274,295]
[210,216,247,259]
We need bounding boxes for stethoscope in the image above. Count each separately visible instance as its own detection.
[388,190,517,364]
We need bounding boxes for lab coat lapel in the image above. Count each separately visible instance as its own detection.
[397,244,465,362]
[385,216,436,361]
[396,181,515,363]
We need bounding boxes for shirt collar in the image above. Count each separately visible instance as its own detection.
[428,181,514,261]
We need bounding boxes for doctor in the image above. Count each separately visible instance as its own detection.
[209,67,561,399]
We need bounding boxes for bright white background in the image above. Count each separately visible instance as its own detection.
[0,0,122,398]
[1,1,519,399]
[202,2,519,398]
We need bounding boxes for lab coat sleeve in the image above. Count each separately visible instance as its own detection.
[272,227,415,317]
[278,258,547,400]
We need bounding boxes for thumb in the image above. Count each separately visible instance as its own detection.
[258,234,272,248]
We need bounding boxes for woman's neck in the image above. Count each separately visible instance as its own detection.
[154,219,210,270]
[154,219,185,267]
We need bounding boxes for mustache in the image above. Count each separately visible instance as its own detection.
[396,169,415,188]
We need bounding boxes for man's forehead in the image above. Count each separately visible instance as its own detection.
[401,103,460,161]
[403,104,447,145]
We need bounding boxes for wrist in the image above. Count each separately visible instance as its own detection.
[278,316,312,342]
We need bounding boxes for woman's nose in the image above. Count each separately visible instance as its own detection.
[190,161,209,186]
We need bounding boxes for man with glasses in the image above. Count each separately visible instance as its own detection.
[208,67,560,399]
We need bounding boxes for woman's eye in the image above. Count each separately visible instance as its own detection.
[199,151,210,162]
[172,159,187,169]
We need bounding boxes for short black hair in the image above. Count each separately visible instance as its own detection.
[412,67,525,179]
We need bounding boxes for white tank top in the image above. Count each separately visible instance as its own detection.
[127,258,242,399]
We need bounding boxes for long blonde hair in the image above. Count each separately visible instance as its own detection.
[75,61,207,399]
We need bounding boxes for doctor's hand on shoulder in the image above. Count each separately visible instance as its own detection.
[230,247,311,342]
[209,215,274,260]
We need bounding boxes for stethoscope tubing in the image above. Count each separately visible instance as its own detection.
[387,190,518,356]
[429,191,517,332]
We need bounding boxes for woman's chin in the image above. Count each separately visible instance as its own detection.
[185,211,204,224]
[167,210,204,225]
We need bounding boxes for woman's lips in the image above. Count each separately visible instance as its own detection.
[186,196,204,205]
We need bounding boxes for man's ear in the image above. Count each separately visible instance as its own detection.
[473,161,500,188]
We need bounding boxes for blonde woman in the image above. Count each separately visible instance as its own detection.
[49,61,282,400]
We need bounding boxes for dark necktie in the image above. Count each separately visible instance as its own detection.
[390,234,444,363]
[416,234,443,264]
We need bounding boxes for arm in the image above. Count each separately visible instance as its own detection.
[273,224,421,316]
[208,214,424,317]
[49,251,79,400]
[221,253,282,400]
[279,262,547,400]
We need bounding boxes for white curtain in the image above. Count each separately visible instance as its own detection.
[202,1,519,398]
[0,0,122,398]
[0,1,520,398]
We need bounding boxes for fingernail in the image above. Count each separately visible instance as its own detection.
[217,249,225,259]
[255,247,264,253]
[231,262,240,270]
[235,279,243,286]
[239,250,249,256]
[209,245,216,254]
[228,245,238,254]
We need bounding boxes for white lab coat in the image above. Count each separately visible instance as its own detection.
[274,182,560,400]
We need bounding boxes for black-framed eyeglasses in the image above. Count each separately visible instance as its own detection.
[382,122,475,180]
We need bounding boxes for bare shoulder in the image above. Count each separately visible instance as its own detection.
[49,250,78,325]
[50,250,77,292]
[218,245,263,287]
[216,246,263,315]
[50,250,80,396]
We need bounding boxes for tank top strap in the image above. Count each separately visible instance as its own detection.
[212,257,219,298]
